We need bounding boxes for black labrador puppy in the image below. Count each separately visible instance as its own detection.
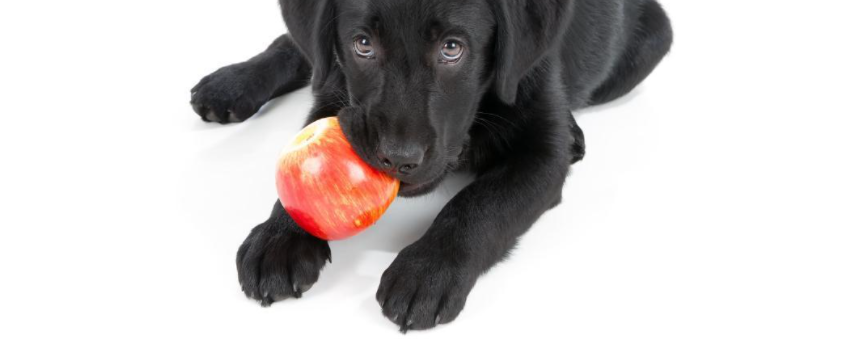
[191,0,672,332]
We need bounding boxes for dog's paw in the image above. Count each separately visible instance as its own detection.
[236,219,331,306]
[376,243,477,333]
[190,63,271,124]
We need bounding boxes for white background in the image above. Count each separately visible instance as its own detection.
[1,0,852,338]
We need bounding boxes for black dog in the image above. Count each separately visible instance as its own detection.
[191,0,672,332]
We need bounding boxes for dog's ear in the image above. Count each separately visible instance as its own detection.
[490,0,574,104]
[281,0,337,91]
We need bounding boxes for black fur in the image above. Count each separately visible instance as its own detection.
[191,0,672,332]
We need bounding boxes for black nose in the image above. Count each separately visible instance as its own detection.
[377,144,425,175]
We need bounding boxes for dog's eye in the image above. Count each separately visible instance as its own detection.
[440,40,464,63]
[354,36,375,58]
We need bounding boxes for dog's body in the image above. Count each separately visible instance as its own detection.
[191,0,671,332]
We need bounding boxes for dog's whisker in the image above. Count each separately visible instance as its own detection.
[474,116,515,148]
[477,111,519,130]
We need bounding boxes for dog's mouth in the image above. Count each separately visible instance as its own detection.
[396,145,466,197]
[398,181,423,195]
[397,176,443,197]
[397,162,461,198]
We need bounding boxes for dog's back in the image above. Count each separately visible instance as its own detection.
[559,0,673,109]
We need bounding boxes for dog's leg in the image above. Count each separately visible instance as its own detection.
[236,200,331,306]
[235,87,348,306]
[376,109,573,332]
[190,34,311,123]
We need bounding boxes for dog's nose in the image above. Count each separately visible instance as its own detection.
[376,144,425,175]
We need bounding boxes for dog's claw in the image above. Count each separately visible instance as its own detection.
[399,319,413,334]
[293,283,304,298]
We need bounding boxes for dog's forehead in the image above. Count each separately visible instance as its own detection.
[338,0,491,35]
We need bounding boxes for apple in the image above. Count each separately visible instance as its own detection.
[276,117,400,240]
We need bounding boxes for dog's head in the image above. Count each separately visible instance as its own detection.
[282,0,572,196]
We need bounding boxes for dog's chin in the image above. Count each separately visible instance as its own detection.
[398,175,446,197]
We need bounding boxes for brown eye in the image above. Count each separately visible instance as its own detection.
[354,36,375,58]
[440,40,463,62]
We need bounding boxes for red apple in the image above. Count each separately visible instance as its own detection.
[276,117,400,240]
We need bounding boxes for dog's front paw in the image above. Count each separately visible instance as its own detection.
[236,219,331,306]
[376,243,477,333]
[190,62,271,124]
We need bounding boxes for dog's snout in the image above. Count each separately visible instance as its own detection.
[376,143,425,175]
